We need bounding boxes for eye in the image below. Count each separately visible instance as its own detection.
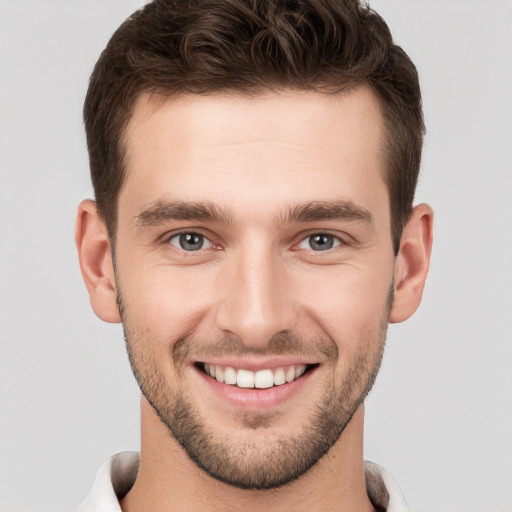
[168,232,213,251]
[298,233,341,251]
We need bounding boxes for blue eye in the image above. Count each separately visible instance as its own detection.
[168,232,212,251]
[298,234,341,251]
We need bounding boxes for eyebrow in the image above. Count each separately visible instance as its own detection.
[281,200,373,226]
[135,200,233,228]
[135,199,373,228]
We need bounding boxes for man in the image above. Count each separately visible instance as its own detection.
[75,0,433,510]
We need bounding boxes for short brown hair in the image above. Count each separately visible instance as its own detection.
[84,0,424,252]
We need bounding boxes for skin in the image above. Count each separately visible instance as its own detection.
[76,86,433,512]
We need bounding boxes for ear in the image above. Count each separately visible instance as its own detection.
[389,203,434,323]
[75,199,121,323]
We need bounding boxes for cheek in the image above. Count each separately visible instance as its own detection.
[301,270,391,391]
[293,262,393,349]
[116,256,219,345]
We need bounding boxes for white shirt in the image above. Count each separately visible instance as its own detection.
[77,452,409,511]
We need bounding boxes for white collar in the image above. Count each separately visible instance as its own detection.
[77,452,409,512]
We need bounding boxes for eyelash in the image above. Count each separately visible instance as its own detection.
[295,233,343,252]
[164,230,346,253]
[165,230,217,252]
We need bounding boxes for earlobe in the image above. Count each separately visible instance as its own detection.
[75,199,121,323]
[389,203,434,323]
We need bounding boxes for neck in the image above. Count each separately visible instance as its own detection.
[120,399,375,512]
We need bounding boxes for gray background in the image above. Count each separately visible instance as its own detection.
[1,1,511,511]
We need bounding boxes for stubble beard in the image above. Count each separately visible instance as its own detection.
[118,291,390,490]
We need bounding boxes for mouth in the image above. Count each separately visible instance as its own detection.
[198,362,317,389]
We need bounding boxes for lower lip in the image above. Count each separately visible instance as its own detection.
[194,366,316,409]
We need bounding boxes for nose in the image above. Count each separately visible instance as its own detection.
[214,245,296,349]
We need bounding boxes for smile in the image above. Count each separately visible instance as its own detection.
[202,363,311,389]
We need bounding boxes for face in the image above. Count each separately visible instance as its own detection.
[114,87,396,489]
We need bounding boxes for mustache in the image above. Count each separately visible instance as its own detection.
[172,330,339,365]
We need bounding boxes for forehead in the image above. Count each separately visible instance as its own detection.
[120,87,388,223]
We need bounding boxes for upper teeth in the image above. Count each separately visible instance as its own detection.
[203,363,307,389]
